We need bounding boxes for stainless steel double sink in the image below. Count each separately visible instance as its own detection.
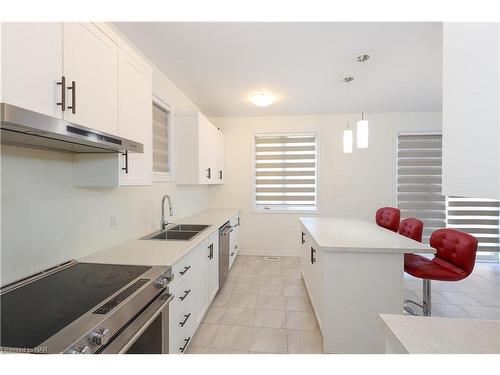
[140,224,210,241]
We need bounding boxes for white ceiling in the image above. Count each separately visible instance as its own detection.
[113,22,443,117]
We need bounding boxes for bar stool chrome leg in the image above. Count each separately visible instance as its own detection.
[404,279,432,316]
[422,279,431,316]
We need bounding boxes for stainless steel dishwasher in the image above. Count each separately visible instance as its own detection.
[219,221,231,289]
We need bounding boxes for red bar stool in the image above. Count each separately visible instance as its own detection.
[404,228,478,316]
[399,218,423,242]
[375,207,400,232]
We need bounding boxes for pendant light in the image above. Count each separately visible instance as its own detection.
[343,76,354,153]
[357,54,370,149]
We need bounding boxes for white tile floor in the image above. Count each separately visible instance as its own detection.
[187,256,500,354]
[187,255,323,354]
[404,262,500,319]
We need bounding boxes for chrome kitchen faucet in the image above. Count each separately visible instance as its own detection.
[161,194,174,230]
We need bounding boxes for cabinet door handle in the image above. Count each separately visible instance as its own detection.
[219,170,223,180]
[121,151,129,174]
[207,168,211,179]
[301,231,305,244]
[230,252,235,256]
[179,289,191,301]
[180,265,191,275]
[179,337,191,353]
[179,313,191,327]
[234,244,238,250]
[56,76,66,111]
[310,247,316,264]
[207,243,214,259]
[67,80,76,114]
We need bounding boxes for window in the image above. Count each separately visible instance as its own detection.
[397,132,500,261]
[253,133,317,212]
[396,133,446,243]
[152,100,172,180]
[447,197,500,261]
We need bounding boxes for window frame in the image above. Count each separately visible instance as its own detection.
[251,131,320,214]
[152,95,175,183]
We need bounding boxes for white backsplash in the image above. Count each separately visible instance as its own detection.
[0,144,220,285]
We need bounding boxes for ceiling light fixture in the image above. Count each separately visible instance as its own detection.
[342,76,354,154]
[249,93,276,107]
[357,54,370,149]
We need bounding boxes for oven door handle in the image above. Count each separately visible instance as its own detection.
[102,292,173,354]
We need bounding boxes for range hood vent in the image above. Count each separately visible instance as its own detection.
[0,103,143,154]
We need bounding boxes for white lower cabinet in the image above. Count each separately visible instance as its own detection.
[168,229,222,354]
[169,240,207,353]
[300,226,323,329]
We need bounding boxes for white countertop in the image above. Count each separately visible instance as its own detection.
[379,313,500,354]
[80,209,239,267]
[300,217,435,254]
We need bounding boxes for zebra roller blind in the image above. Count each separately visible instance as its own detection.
[254,134,317,211]
[397,133,446,243]
[447,197,500,253]
[153,103,170,174]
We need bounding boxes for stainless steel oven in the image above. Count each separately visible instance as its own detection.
[0,261,174,354]
[101,291,173,354]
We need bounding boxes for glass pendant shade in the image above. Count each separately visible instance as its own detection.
[356,119,369,148]
[343,129,353,153]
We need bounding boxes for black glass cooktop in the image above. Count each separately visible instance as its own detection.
[0,263,150,349]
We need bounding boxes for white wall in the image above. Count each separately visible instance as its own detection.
[442,23,500,200]
[210,112,442,256]
[0,58,217,285]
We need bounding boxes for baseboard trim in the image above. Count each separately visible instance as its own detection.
[238,249,299,257]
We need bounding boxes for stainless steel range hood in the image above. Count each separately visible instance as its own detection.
[0,103,143,153]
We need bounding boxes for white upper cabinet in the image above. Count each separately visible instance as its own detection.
[175,111,224,185]
[62,23,118,135]
[1,23,63,118]
[117,48,153,186]
[442,23,500,199]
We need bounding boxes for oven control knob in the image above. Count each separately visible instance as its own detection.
[154,276,168,289]
[68,345,91,354]
[89,327,110,346]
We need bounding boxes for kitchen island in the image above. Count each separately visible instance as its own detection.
[299,217,435,354]
[379,313,500,354]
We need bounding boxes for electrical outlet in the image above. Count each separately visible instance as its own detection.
[110,216,117,230]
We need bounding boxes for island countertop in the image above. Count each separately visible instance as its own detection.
[80,209,239,267]
[379,313,500,354]
[299,217,435,254]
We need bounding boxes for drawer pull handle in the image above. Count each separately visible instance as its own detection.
[230,252,235,256]
[180,289,191,301]
[179,337,191,353]
[301,231,305,244]
[234,244,238,249]
[180,265,191,275]
[179,313,191,327]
